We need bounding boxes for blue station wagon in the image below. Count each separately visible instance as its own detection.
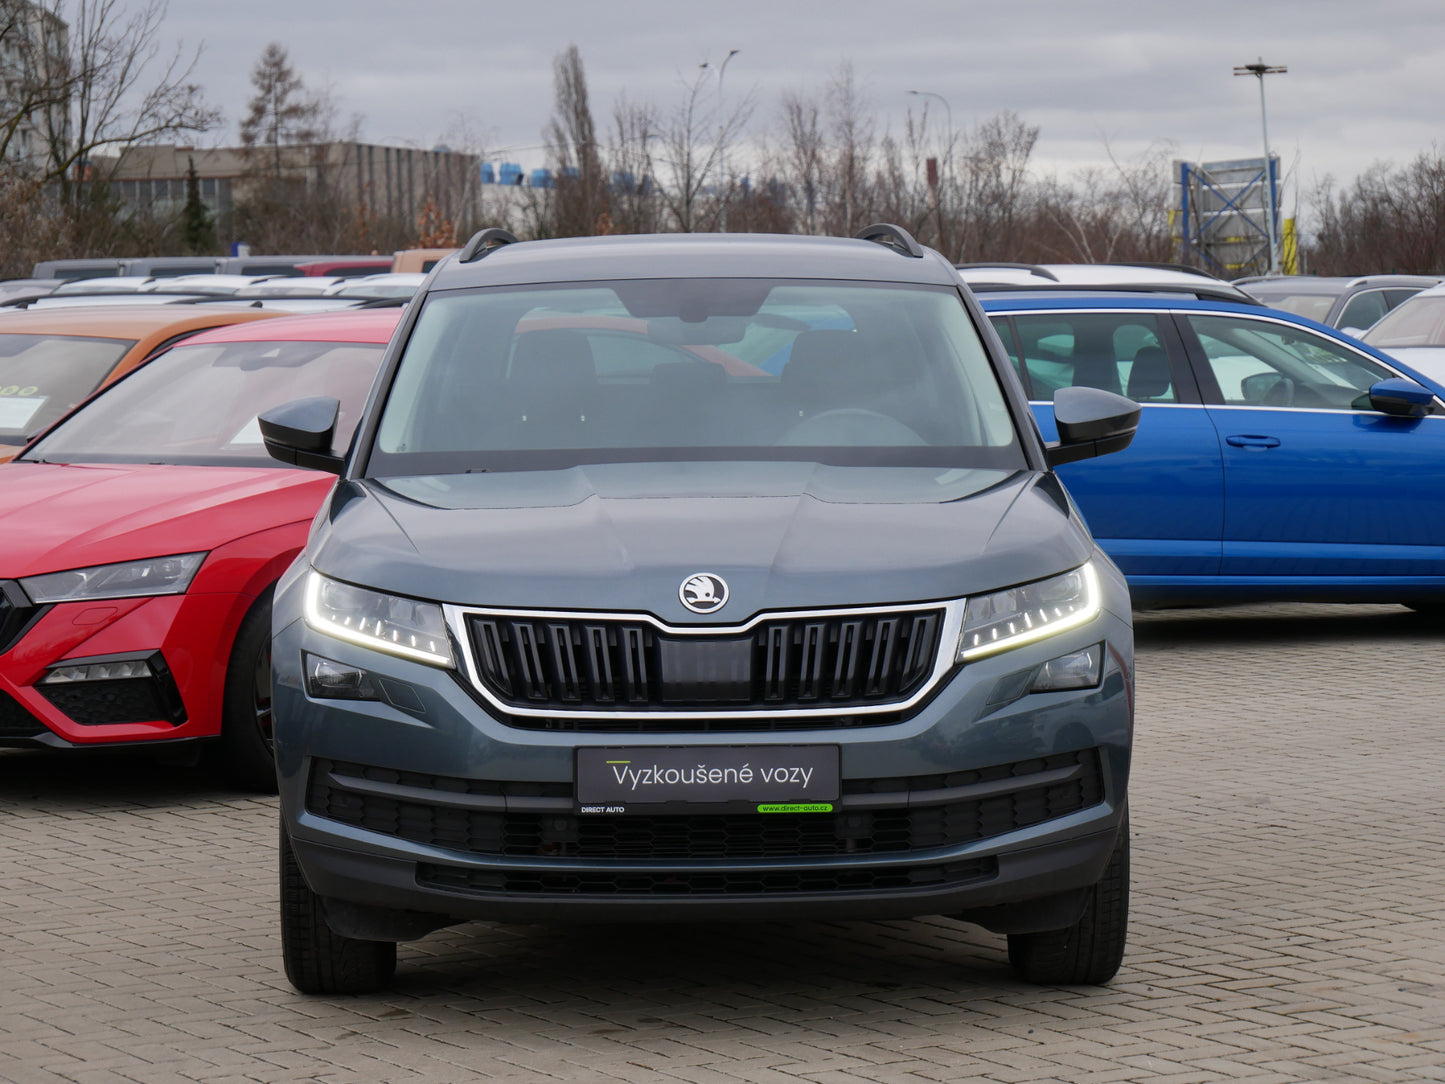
[980,294,1445,608]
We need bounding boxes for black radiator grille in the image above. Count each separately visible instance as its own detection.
[466,608,944,714]
[0,582,41,654]
[0,691,48,740]
[306,749,1104,862]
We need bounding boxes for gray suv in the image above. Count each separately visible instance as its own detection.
[260,225,1140,994]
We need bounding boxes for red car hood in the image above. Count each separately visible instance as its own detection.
[0,462,334,579]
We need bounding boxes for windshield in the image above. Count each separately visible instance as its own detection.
[26,339,385,466]
[369,279,1022,474]
[1362,295,1445,348]
[0,334,132,445]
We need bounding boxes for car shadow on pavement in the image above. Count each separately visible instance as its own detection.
[0,747,256,805]
[1134,601,1445,647]
[377,916,1058,1012]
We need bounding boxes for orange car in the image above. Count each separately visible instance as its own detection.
[0,305,281,460]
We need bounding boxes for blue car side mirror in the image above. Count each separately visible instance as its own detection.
[1368,377,1435,418]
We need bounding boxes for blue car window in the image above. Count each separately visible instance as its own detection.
[1007,312,1175,403]
[1186,313,1396,410]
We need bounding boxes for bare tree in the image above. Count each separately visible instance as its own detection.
[1308,148,1445,274]
[956,110,1039,261]
[607,93,660,234]
[541,43,608,237]
[33,0,219,208]
[777,89,824,234]
[819,61,876,236]
[652,63,753,232]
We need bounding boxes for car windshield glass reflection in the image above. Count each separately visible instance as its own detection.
[0,334,133,445]
[371,280,1023,473]
[25,340,384,465]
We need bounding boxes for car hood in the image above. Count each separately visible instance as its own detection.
[310,462,1093,621]
[0,462,333,579]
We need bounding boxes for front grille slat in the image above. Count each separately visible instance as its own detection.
[465,606,946,725]
[583,626,615,703]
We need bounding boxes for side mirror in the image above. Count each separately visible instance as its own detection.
[1046,386,1141,466]
[1368,376,1435,418]
[259,396,345,474]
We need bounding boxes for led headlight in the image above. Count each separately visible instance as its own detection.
[957,562,1101,661]
[20,553,206,603]
[304,571,455,668]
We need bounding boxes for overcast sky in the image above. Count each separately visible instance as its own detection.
[155,0,1445,206]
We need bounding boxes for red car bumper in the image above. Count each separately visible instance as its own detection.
[0,589,252,748]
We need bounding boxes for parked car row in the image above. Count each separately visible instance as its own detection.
[4,232,1444,1000]
[0,307,401,792]
[1237,273,1442,332]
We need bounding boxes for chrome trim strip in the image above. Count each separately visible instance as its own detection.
[442,600,966,721]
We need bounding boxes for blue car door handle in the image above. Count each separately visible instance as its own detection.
[1225,434,1281,449]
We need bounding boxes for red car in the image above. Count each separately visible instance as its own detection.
[0,309,400,789]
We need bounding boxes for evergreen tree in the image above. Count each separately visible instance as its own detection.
[180,156,216,254]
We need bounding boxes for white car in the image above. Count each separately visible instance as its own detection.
[1360,281,1445,381]
[957,262,1259,305]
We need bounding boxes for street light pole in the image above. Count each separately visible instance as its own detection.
[1233,58,1287,275]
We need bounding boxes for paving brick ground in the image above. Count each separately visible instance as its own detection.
[1,602,1442,1083]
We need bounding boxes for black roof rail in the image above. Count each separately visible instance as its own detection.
[955,262,1060,282]
[855,223,924,258]
[457,227,521,263]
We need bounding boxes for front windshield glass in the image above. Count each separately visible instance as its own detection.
[369,279,1022,474]
[1362,295,1445,348]
[0,334,132,445]
[26,339,385,465]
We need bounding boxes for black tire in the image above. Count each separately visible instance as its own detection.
[215,587,278,793]
[280,826,397,995]
[1007,819,1129,985]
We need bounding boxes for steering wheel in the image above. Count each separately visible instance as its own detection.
[778,408,927,446]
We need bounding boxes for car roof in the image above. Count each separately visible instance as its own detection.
[979,292,1304,316]
[0,303,280,336]
[433,232,961,288]
[176,308,403,345]
[957,263,1257,304]
[1391,280,1445,299]
[1241,274,1443,292]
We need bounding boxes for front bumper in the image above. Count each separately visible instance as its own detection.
[274,561,1134,932]
[0,591,247,748]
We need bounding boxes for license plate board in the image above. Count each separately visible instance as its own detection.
[576,745,840,814]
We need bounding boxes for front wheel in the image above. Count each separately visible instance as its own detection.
[1007,818,1129,985]
[280,826,397,995]
[215,587,278,792]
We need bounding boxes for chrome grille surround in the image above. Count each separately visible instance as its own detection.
[444,599,965,723]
